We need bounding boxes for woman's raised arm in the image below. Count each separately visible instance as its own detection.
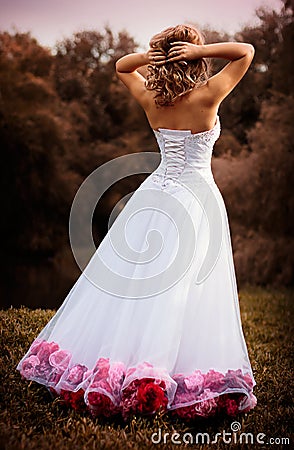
[115,49,166,108]
[115,49,165,73]
[167,41,255,105]
[115,53,149,73]
[166,41,255,63]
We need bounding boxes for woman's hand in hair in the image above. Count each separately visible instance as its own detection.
[146,47,167,66]
[166,41,203,62]
[168,41,255,62]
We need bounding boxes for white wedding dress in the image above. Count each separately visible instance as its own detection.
[16,114,257,421]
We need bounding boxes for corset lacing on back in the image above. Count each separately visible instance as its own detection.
[152,115,221,189]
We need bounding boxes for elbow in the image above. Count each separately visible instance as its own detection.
[246,44,255,57]
[115,57,127,74]
[115,59,122,74]
[240,44,255,63]
[115,61,129,75]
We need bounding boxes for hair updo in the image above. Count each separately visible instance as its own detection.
[145,24,211,107]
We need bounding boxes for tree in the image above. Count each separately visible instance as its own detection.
[52,28,147,141]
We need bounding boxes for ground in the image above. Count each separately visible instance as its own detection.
[0,285,293,449]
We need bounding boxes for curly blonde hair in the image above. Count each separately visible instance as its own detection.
[145,24,211,107]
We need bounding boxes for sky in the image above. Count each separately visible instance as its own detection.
[0,0,283,51]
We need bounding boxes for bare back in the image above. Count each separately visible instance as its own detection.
[116,41,255,134]
[144,82,218,134]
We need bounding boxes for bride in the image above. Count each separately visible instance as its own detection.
[16,24,257,422]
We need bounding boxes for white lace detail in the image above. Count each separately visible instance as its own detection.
[153,115,221,145]
[151,115,221,190]
[151,174,182,189]
[186,117,221,145]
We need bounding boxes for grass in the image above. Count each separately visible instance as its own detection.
[0,285,293,449]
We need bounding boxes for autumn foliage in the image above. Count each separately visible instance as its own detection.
[0,1,293,307]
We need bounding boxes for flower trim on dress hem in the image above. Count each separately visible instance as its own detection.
[16,338,257,421]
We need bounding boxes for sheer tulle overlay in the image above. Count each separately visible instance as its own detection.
[16,115,257,421]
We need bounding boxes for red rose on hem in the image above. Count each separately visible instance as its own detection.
[137,379,168,414]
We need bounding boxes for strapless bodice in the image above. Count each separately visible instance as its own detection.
[151,115,221,189]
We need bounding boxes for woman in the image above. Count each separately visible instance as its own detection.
[16,24,257,422]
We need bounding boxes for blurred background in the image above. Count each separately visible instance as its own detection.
[0,0,293,309]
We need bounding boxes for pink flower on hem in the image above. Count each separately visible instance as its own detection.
[48,371,62,384]
[204,369,226,391]
[173,373,189,390]
[139,361,154,369]
[36,341,59,364]
[88,358,114,395]
[29,339,45,356]
[34,361,52,379]
[82,369,93,381]
[49,350,71,372]
[225,369,244,388]
[171,388,219,421]
[66,364,88,385]
[193,389,218,418]
[184,370,204,391]
[242,393,257,412]
[243,373,254,389]
[93,357,110,379]
[81,369,94,390]
[125,361,153,378]
[20,355,40,378]
[25,341,60,381]
[125,367,136,377]
[250,393,257,408]
[90,378,112,393]
[171,373,202,405]
[108,362,126,398]
[121,381,138,420]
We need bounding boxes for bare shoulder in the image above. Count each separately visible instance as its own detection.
[188,82,215,105]
[204,46,255,105]
[116,70,151,109]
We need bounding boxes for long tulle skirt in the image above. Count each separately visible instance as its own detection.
[16,171,257,420]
